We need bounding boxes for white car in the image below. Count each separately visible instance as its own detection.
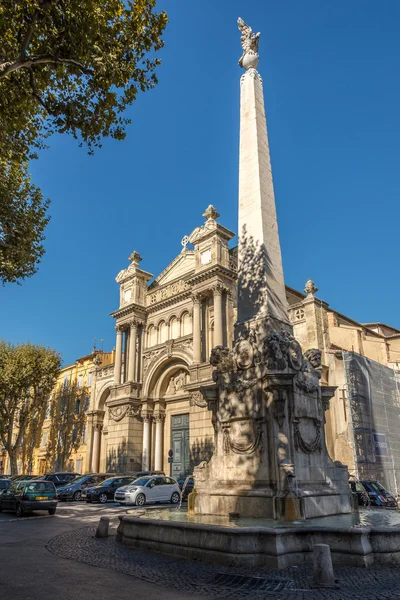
[114,475,181,506]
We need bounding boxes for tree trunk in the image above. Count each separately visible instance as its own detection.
[8,450,18,476]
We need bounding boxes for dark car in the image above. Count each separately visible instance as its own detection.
[177,476,194,500]
[350,479,398,507]
[10,474,38,482]
[85,476,135,503]
[0,480,58,517]
[35,472,80,487]
[0,479,11,491]
[57,473,114,501]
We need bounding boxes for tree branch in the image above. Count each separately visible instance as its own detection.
[0,55,93,78]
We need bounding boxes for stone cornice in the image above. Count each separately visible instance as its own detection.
[110,303,147,321]
[187,265,236,286]
[146,289,193,314]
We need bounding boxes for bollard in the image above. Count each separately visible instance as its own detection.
[95,516,110,538]
[312,543,335,587]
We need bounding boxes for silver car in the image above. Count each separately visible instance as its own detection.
[114,475,181,506]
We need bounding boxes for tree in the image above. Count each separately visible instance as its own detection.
[45,381,88,472]
[0,0,168,160]
[0,341,61,475]
[0,160,50,285]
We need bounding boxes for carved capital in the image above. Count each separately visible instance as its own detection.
[211,283,226,296]
[115,323,125,333]
[129,319,138,330]
[154,413,166,424]
[191,292,201,305]
[142,413,153,423]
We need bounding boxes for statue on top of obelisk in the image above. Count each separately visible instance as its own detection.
[238,17,260,69]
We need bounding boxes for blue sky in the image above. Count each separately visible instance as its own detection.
[2,0,400,365]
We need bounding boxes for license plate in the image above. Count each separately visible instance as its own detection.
[35,496,48,500]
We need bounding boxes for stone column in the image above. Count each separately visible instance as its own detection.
[192,293,201,363]
[154,414,165,471]
[142,414,152,470]
[114,325,123,385]
[213,285,224,347]
[127,321,137,382]
[91,424,102,472]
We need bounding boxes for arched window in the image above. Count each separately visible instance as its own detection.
[158,321,168,344]
[181,311,192,336]
[170,316,180,340]
[147,325,156,347]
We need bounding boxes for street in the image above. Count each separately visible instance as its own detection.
[0,500,203,600]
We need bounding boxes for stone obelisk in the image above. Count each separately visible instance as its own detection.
[237,18,289,330]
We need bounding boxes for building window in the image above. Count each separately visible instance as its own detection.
[82,425,86,444]
[76,458,83,474]
[63,375,69,389]
[84,396,90,411]
[42,431,48,448]
[78,375,83,389]
[88,372,92,386]
[147,324,156,347]
[158,321,168,344]
[75,399,81,414]
[181,312,192,336]
[170,317,180,340]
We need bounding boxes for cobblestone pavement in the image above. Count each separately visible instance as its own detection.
[47,525,400,600]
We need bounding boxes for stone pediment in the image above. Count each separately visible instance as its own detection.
[150,250,195,288]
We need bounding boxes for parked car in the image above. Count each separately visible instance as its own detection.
[85,476,135,503]
[177,476,194,500]
[57,474,115,501]
[128,470,165,478]
[0,480,58,517]
[349,479,398,507]
[35,472,80,488]
[0,474,11,479]
[10,474,38,482]
[114,475,181,506]
[0,479,11,491]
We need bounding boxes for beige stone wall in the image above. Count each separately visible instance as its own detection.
[189,403,215,468]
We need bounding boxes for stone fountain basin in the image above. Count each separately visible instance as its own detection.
[116,508,400,570]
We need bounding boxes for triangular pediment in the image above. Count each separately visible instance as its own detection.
[150,250,195,288]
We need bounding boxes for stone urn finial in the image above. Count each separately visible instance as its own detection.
[238,17,260,70]
[203,205,220,221]
[128,250,142,265]
[304,279,318,297]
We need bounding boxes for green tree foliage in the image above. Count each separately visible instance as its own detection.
[0,0,168,159]
[0,160,50,285]
[0,341,61,475]
[45,381,88,472]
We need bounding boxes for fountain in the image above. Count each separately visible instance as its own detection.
[117,18,400,569]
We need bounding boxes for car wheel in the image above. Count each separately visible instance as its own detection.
[48,508,56,515]
[16,504,24,518]
[73,491,82,501]
[135,493,146,506]
[99,493,108,504]
[170,492,180,504]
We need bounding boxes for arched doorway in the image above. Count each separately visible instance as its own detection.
[145,355,191,477]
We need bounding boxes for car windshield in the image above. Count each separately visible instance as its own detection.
[369,482,387,493]
[25,482,54,492]
[131,477,151,487]
[69,476,88,484]
[101,478,119,486]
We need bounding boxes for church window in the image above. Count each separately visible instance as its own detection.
[170,317,180,340]
[181,312,192,336]
[158,321,168,344]
[147,325,157,347]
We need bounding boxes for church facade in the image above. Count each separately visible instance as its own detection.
[85,205,400,490]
